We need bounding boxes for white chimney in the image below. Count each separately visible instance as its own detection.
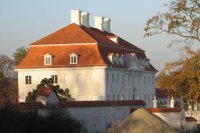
[94,16,104,31]
[81,12,90,27]
[103,18,111,32]
[70,9,81,25]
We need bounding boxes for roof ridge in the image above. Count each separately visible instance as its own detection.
[72,24,98,43]
[30,23,97,45]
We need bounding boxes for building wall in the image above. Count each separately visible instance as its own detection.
[153,110,185,129]
[106,68,155,106]
[17,66,155,104]
[64,105,144,133]
[185,111,200,124]
[16,67,106,102]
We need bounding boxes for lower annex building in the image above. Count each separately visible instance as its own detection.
[15,10,157,104]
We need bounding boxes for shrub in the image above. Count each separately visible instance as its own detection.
[0,107,86,133]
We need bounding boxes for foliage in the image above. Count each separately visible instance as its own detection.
[13,47,28,65]
[0,107,86,133]
[156,46,200,103]
[25,78,72,102]
[145,0,200,45]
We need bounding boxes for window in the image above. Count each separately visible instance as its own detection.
[107,95,110,100]
[132,75,134,88]
[113,95,115,100]
[148,94,150,105]
[77,74,84,92]
[107,74,109,83]
[151,77,154,84]
[122,75,124,83]
[132,94,134,100]
[121,95,124,100]
[112,74,114,83]
[25,76,31,84]
[144,77,146,84]
[44,54,52,65]
[117,95,120,100]
[51,75,58,84]
[144,94,146,103]
[70,53,78,64]
[117,74,119,83]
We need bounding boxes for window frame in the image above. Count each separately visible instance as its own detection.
[44,53,52,65]
[70,53,78,64]
[25,75,32,84]
[107,74,109,83]
[51,75,58,84]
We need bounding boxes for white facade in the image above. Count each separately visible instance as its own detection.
[17,67,106,102]
[106,68,155,103]
[17,54,155,104]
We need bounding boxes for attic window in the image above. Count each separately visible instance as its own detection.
[44,54,52,65]
[70,53,78,64]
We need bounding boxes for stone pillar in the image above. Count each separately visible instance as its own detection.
[152,96,157,108]
[170,97,174,108]
[194,102,197,111]
[197,103,200,111]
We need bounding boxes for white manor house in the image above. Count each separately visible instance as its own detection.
[16,10,157,104]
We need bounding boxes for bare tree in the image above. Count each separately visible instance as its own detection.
[0,55,17,107]
[0,55,14,78]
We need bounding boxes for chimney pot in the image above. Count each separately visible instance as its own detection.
[81,12,90,27]
[103,18,111,33]
[70,9,81,25]
[94,16,104,31]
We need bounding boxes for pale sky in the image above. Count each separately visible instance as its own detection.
[0,0,199,72]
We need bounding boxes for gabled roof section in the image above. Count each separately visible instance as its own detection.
[31,23,97,45]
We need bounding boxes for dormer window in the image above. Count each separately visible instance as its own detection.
[70,53,78,64]
[44,53,52,65]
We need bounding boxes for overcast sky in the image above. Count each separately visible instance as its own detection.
[0,0,199,72]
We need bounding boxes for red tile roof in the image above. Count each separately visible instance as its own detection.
[37,87,52,97]
[31,23,97,45]
[145,108,183,113]
[17,100,145,110]
[130,108,183,113]
[17,102,45,110]
[156,88,176,99]
[16,23,156,71]
[185,117,197,122]
[59,100,145,108]
[16,44,106,69]
[118,37,144,52]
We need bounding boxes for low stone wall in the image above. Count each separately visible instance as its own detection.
[131,108,185,130]
[185,111,200,124]
[18,100,145,133]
